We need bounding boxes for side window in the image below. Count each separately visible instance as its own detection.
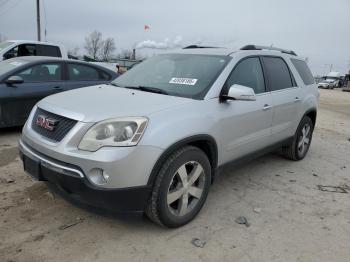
[226,57,266,94]
[17,63,62,82]
[67,63,100,81]
[262,57,294,91]
[99,70,111,81]
[38,45,62,57]
[4,46,19,59]
[291,59,315,85]
[18,44,37,57]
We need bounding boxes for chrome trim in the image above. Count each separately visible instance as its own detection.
[19,139,84,178]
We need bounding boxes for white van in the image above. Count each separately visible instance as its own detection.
[0,40,68,61]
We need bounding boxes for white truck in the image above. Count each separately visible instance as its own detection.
[318,71,341,89]
[0,40,68,61]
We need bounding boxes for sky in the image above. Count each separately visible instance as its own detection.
[0,0,349,75]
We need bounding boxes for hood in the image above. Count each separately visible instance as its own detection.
[324,79,335,83]
[37,84,194,122]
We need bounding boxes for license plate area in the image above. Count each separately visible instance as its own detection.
[23,155,43,181]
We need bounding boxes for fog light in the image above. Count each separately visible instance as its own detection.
[87,168,109,185]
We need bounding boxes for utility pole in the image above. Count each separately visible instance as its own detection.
[36,0,41,41]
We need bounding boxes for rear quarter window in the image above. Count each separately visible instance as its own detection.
[291,59,315,85]
[38,45,62,58]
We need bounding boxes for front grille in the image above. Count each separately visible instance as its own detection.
[31,108,77,142]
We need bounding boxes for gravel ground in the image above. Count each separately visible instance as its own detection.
[0,89,349,262]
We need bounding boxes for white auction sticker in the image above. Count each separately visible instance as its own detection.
[169,78,198,86]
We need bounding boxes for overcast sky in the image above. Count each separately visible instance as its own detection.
[0,0,349,75]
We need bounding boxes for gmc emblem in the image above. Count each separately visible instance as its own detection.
[35,115,58,131]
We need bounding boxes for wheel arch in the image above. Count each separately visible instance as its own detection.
[147,135,218,186]
[303,108,317,127]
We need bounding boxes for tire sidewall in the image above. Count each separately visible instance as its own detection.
[157,148,211,228]
[294,117,314,160]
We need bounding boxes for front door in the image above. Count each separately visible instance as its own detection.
[218,56,274,163]
[5,62,64,126]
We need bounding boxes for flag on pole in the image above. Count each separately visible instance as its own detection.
[144,25,150,30]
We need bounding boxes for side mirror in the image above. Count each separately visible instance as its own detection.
[6,75,24,85]
[221,84,256,101]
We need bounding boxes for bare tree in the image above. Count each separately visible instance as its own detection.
[84,30,103,60]
[68,46,80,57]
[100,37,116,61]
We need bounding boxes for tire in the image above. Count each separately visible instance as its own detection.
[146,146,211,228]
[282,116,314,161]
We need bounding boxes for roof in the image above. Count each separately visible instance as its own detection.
[167,47,235,56]
[6,40,62,46]
[165,45,301,58]
[4,56,117,74]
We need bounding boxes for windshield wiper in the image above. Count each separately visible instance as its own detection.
[110,83,169,95]
[115,85,169,95]
[138,86,169,95]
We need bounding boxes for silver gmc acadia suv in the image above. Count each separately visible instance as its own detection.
[19,45,319,228]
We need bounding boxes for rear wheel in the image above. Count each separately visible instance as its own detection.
[282,116,314,160]
[146,146,211,228]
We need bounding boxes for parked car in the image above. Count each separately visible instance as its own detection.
[0,56,118,128]
[0,40,68,61]
[19,45,318,228]
[318,72,341,89]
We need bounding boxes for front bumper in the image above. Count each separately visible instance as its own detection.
[19,140,152,213]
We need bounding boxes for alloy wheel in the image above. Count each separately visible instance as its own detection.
[167,161,205,217]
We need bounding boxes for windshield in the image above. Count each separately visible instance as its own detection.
[326,77,338,81]
[0,58,29,75]
[112,54,231,99]
[0,41,14,52]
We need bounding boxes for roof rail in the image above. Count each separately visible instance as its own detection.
[183,45,220,49]
[240,45,297,56]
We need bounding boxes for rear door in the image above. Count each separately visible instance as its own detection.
[219,56,274,162]
[261,56,301,142]
[65,62,111,91]
[5,62,64,125]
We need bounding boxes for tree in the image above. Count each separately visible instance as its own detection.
[100,37,116,61]
[84,30,103,60]
[68,46,80,58]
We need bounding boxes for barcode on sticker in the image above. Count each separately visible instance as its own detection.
[169,78,198,86]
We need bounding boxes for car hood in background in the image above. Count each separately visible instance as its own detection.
[37,84,193,122]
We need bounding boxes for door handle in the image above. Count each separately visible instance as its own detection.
[294,97,301,102]
[262,104,272,111]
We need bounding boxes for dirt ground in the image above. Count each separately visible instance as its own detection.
[0,89,349,262]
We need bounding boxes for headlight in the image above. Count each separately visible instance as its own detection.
[78,117,148,151]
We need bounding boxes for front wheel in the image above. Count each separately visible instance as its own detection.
[282,116,314,161]
[146,146,211,228]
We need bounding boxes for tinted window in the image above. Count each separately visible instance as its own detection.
[68,63,100,81]
[17,63,62,82]
[18,44,36,56]
[38,45,61,57]
[4,44,36,59]
[291,59,315,85]
[226,57,266,94]
[263,57,294,91]
[100,70,111,81]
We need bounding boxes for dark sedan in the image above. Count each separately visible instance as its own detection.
[0,57,118,128]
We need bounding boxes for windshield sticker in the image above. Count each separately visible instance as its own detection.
[9,61,23,67]
[169,78,198,86]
